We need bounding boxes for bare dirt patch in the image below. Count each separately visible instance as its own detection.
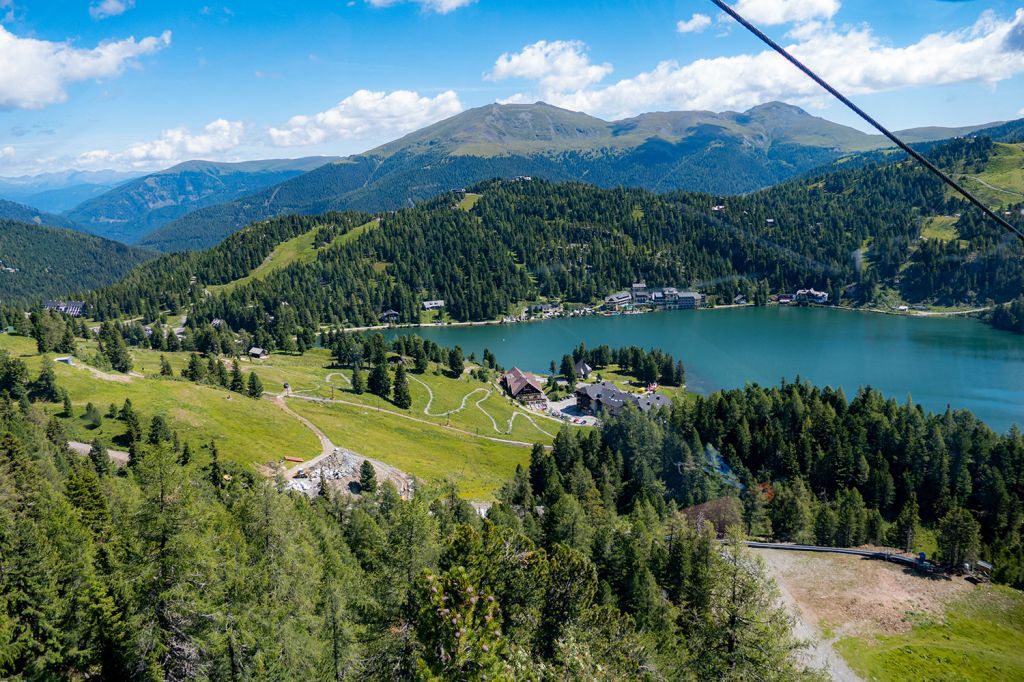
[754,548,973,638]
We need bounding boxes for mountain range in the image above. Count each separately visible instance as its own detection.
[133,102,1010,252]
[0,101,1013,252]
[63,156,339,244]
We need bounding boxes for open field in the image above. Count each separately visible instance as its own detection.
[457,192,482,210]
[0,334,554,497]
[920,216,959,242]
[287,398,530,500]
[0,334,319,468]
[755,548,1024,682]
[959,142,1024,207]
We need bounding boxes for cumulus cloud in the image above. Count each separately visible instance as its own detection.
[497,9,1024,119]
[488,40,612,93]
[0,26,170,110]
[90,0,134,20]
[731,0,840,26]
[0,145,13,159]
[268,89,463,146]
[78,119,244,168]
[366,0,475,14]
[677,13,712,34]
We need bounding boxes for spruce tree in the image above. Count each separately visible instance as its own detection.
[246,371,264,399]
[159,355,174,377]
[368,362,391,399]
[359,459,377,495]
[351,367,366,395]
[392,364,412,409]
[229,360,244,392]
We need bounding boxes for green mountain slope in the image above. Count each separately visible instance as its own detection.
[143,102,1008,253]
[0,219,153,303]
[0,198,79,230]
[87,135,1022,329]
[65,156,339,244]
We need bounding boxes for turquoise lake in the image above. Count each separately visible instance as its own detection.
[384,307,1024,433]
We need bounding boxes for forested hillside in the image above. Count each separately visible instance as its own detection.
[66,157,339,244]
[0,349,817,679]
[0,220,153,303]
[139,102,1012,252]
[0,198,78,230]
[84,135,1023,337]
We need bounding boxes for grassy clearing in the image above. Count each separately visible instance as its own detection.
[241,348,561,444]
[959,143,1024,207]
[287,398,530,500]
[457,193,482,211]
[1,335,548,495]
[0,335,318,468]
[835,585,1024,682]
[209,219,381,295]
[921,216,959,242]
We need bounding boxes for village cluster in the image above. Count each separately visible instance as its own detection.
[499,361,671,426]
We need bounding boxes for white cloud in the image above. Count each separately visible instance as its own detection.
[677,13,712,34]
[488,40,612,93]
[366,0,475,14]
[731,0,840,26]
[0,26,170,110]
[0,145,14,159]
[498,9,1024,119]
[90,0,134,20]
[79,119,245,168]
[269,89,463,146]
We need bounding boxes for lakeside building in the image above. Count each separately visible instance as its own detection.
[422,299,446,311]
[501,367,547,407]
[43,300,85,317]
[795,288,829,304]
[575,381,671,417]
[603,285,704,311]
[574,359,593,379]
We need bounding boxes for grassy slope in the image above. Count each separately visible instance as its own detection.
[288,399,528,500]
[0,335,318,467]
[959,142,1024,207]
[920,216,959,242]
[457,193,482,211]
[835,585,1024,682]
[209,218,380,295]
[2,334,553,498]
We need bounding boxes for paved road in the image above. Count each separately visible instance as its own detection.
[68,441,129,466]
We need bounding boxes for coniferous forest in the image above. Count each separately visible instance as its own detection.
[79,136,1024,343]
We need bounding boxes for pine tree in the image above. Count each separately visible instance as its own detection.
[246,371,264,399]
[229,360,244,392]
[359,459,377,495]
[888,494,920,552]
[159,355,174,377]
[89,438,110,476]
[392,364,411,409]
[368,362,391,399]
[937,506,981,569]
[351,367,366,395]
[447,346,464,376]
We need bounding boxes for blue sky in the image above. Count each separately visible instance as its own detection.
[0,0,1022,175]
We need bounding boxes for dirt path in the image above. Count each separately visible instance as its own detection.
[753,547,974,681]
[283,392,538,448]
[408,374,490,417]
[762,555,862,682]
[68,440,129,466]
[271,394,334,462]
[965,174,1024,198]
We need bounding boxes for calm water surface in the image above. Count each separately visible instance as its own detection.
[384,307,1024,433]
